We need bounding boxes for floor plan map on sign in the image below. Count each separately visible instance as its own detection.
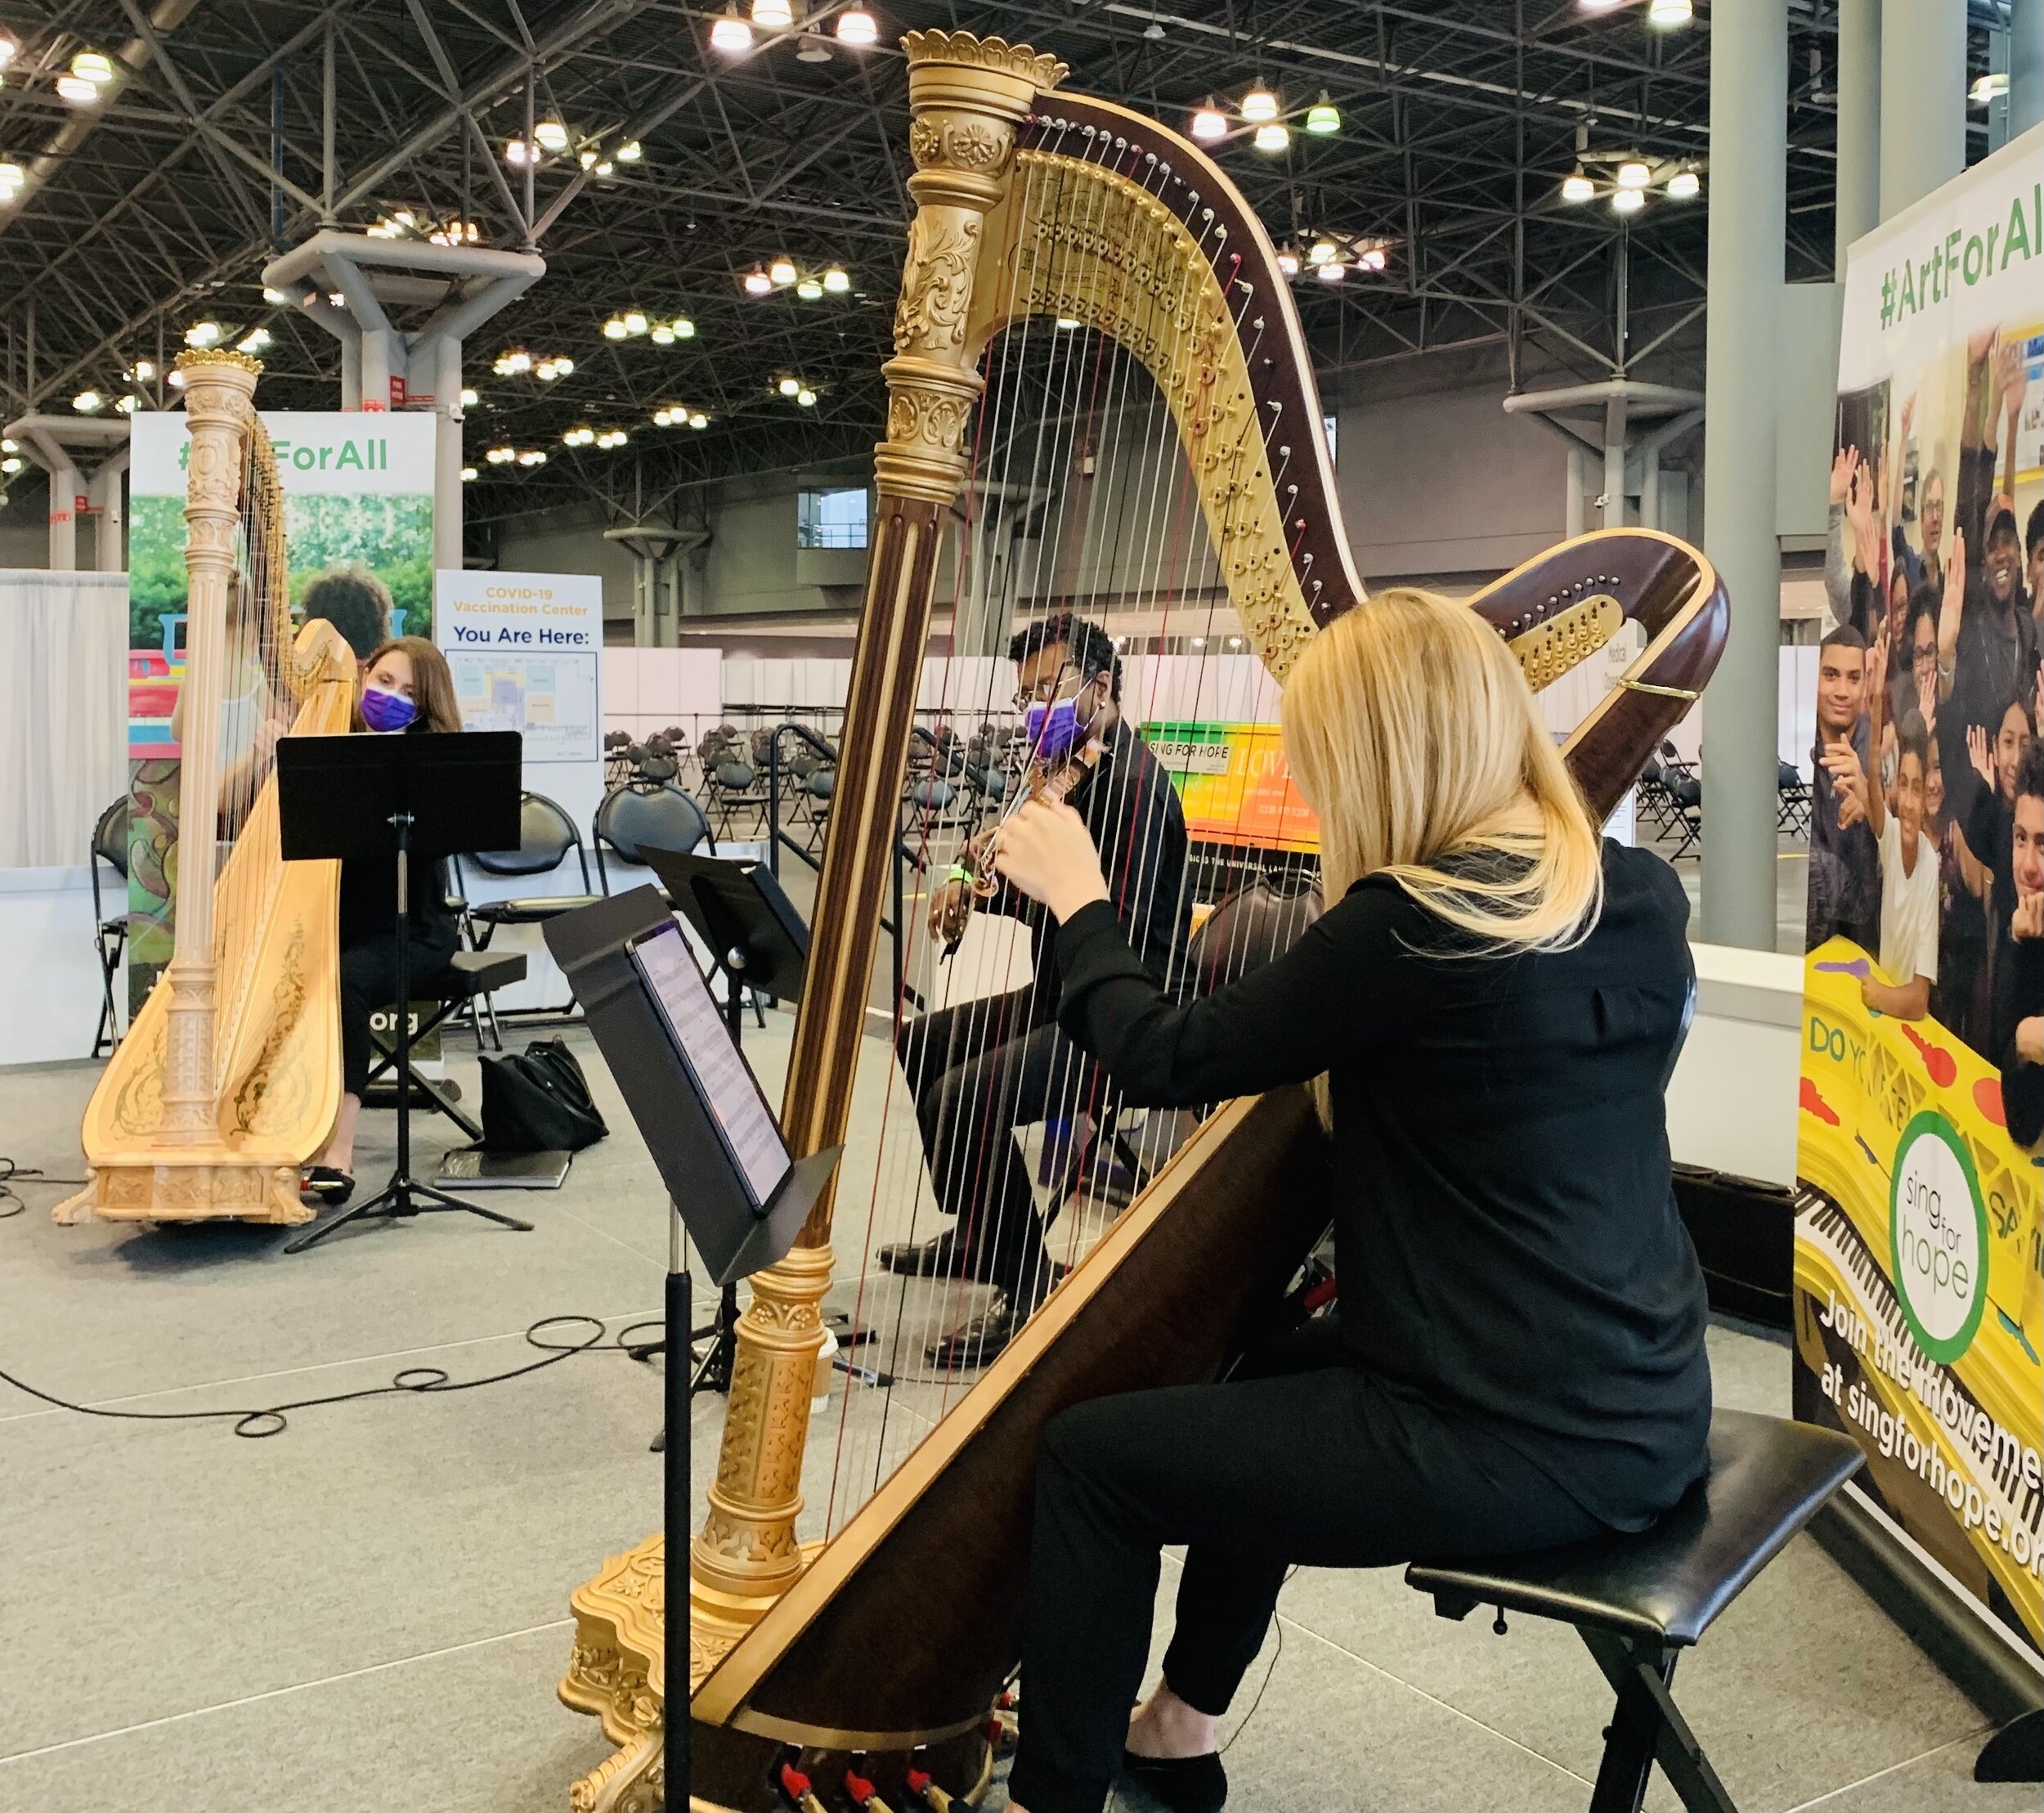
[448,653,598,762]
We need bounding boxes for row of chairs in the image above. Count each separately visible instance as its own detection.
[1634,747,1813,862]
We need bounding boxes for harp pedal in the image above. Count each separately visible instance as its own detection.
[903,1766,954,1813]
[777,1762,830,1813]
[844,1766,894,1813]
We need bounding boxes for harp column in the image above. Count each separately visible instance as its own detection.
[688,30,1065,1668]
[159,351,261,1143]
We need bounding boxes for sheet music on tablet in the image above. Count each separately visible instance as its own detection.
[628,921,792,1207]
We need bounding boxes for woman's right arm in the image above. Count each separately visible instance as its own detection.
[1052,891,1389,1108]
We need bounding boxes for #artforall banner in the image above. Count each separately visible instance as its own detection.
[123,411,436,1009]
[1797,127,2043,1659]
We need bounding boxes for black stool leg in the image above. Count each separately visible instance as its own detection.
[1580,1631,1738,1813]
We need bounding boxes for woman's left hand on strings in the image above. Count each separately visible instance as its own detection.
[993,798,1111,922]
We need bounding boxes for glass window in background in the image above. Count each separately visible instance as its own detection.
[797,486,871,550]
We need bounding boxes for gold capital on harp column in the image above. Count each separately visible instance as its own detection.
[687,31,1065,1658]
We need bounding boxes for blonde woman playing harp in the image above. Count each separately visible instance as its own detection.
[990,590,1713,1813]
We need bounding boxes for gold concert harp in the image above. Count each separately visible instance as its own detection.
[59,352,356,1228]
[561,32,1727,1812]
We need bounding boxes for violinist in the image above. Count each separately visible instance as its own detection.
[887,612,1189,1365]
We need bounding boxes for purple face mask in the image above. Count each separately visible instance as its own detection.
[1025,695,1089,765]
[360,685,418,734]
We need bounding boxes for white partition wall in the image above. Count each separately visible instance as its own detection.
[0,570,128,868]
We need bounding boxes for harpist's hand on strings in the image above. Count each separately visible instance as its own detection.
[994,798,1110,923]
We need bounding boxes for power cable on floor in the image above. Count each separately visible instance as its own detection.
[0,1157,84,1218]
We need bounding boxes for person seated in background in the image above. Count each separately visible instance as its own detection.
[886,610,1188,1367]
[1995,743,2044,1150]
[301,636,466,1206]
[984,589,1710,1813]
[1862,711,1938,1022]
[1809,624,1881,954]
[299,565,395,664]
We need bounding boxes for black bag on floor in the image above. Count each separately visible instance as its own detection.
[479,1038,608,1152]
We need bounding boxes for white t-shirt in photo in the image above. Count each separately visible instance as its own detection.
[1877,815,1939,986]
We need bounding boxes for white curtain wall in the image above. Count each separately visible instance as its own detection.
[0,570,128,867]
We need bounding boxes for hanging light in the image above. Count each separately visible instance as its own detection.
[1315,260,1345,283]
[1611,186,1646,216]
[651,324,675,344]
[1616,159,1651,191]
[1190,102,1227,141]
[132,358,155,381]
[1275,247,1300,277]
[822,266,849,294]
[1253,122,1289,154]
[237,328,271,352]
[743,267,773,296]
[1307,236,1337,266]
[1304,93,1340,135]
[72,50,115,85]
[563,426,594,447]
[185,320,223,348]
[1577,0,1626,10]
[1239,87,1279,123]
[460,465,478,482]
[796,34,834,61]
[1665,169,1701,200]
[0,30,17,70]
[617,139,643,162]
[73,390,104,413]
[534,118,570,153]
[504,139,532,166]
[459,387,478,407]
[769,257,797,286]
[836,9,879,45]
[1360,246,1388,272]
[796,277,823,300]
[778,376,800,396]
[603,316,628,339]
[796,388,817,407]
[1970,72,2010,107]
[710,7,754,52]
[0,161,22,200]
[653,407,674,426]
[752,0,793,25]
[623,310,649,335]
[672,316,696,338]
[517,449,548,467]
[688,412,708,429]
[1,457,20,475]
[486,446,515,464]
[1646,0,1692,25]
[56,74,101,104]
[1561,170,1595,203]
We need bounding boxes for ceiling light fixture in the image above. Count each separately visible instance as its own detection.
[1275,247,1300,277]
[796,388,817,407]
[518,449,547,467]
[1561,169,1595,203]
[752,0,793,26]
[486,446,515,464]
[1253,122,1289,153]
[534,119,569,153]
[1646,0,1692,25]
[71,51,115,85]
[0,30,17,69]
[1190,102,1227,141]
[237,328,271,352]
[184,320,223,348]
[504,139,532,166]
[73,390,104,413]
[0,163,24,200]
[132,359,155,381]
[1970,72,2009,107]
[1307,236,1337,265]
[459,387,478,407]
[778,376,800,396]
[1616,159,1651,190]
[460,465,478,482]
[56,74,100,103]
[493,348,531,375]
[769,257,797,285]
[836,9,878,45]
[1239,87,1278,123]
[1316,260,1345,283]
[1611,186,1646,215]
[1576,0,1625,10]
[796,277,823,299]
[796,35,833,61]
[623,310,649,335]
[1304,93,1340,135]
[617,139,643,162]
[1359,246,1388,272]
[1,457,22,475]
[1665,169,1701,200]
[603,316,628,339]
[651,325,674,344]
[822,266,849,293]
[710,7,754,52]
[688,412,709,429]
[743,267,773,296]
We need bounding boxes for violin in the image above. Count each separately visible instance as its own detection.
[930,696,1106,955]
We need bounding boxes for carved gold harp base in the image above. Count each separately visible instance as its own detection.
[560,1535,995,1813]
[53,1157,314,1227]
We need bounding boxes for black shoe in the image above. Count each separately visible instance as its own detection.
[1118,1752,1226,1813]
[879,1228,973,1279]
[926,1293,1018,1367]
[301,1166,354,1206]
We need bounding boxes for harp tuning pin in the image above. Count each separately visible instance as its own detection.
[1114,135,1127,149]
[1277,446,1290,457]
[1287,484,1299,496]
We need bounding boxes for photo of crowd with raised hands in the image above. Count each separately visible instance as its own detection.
[1812,320,2042,1143]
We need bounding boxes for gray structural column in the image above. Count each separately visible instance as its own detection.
[435,338,464,575]
[1880,0,1966,219]
[1701,0,1788,950]
[2015,0,2043,137]
[1836,0,1881,261]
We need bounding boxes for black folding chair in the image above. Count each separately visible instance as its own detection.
[87,797,130,1057]
[594,781,715,893]
[454,791,606,1043]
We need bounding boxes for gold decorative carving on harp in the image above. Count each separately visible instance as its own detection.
[559,30,1727,1813]
[57,352,355,1228]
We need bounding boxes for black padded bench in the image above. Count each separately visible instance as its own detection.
[1406,1408,1862,1813]
[361,949,527,1142]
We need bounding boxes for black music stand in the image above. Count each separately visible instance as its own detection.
[638,849,809,1398]
[273,730,531,1253]
[543,886,840,1813]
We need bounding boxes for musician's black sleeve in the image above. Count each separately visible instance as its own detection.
[1052,890,1396,1107]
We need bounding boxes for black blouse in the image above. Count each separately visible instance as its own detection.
[1053,839,1712,1530]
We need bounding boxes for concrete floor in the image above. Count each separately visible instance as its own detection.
[0,1005,2028,1813]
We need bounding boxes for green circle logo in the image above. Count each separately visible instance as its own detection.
[1889,1111,1989,1363]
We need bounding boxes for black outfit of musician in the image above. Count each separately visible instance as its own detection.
[336,828,459,1099]
[1006,841,1713,1813]
[893,719,1186,1317]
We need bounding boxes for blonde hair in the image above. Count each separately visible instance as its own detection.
[1280,587,1604,954]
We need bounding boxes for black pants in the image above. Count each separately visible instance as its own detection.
[339,927,459,1097]
[894,988,1105,1306]
[1006,1317,1609,1813]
